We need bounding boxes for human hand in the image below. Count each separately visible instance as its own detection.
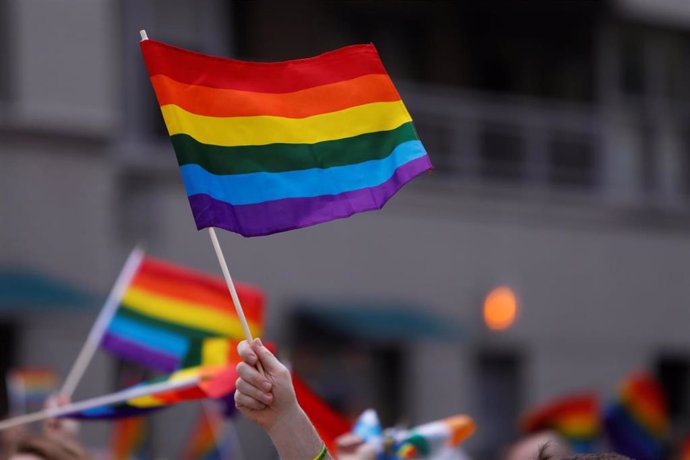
[43,394,79,440]
[234,338,299,432]
[336,433,377,460]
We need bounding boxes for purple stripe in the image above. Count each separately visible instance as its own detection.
[64,404,159,420]
[188,155,432,237]
[101,333,179,373]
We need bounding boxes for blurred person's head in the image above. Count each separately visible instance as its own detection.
[559,455,631,460]
[9,434,89,460]
[504,431,571,460]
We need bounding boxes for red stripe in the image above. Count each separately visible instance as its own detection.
[141,40,388,93]
[520,393,599,433]
[131,257,265,323]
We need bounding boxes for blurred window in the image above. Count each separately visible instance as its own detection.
[473,348,523,459]
[413,115,454,174]
[479,123,525,182]
[663,37,690,102]
[0,0,9,104]
[0,322,17,418]
[655,354,690,424]
[461,1,599,101]
[548,132,597,188]
[289,308,404,425]
[682,130,690,196]
[620,32,646,96]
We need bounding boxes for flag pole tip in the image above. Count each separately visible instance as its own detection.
[139,30,149,41]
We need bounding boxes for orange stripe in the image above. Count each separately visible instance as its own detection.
[150,73,401,118]
[130,270,263,323]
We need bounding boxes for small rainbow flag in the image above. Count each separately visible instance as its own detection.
[519,393,600,453]
[140,39,431,237]
[603,372,670,460]
[100,256,264,373]
[64,363,236,420]
[6,368,58,414]
[110,416,146,460]
[180,406,228,460]
[396,415,475,459]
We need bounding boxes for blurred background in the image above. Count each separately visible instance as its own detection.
[2,0,690,458]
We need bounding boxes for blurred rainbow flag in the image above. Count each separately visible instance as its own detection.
[603,372,670,460]
[396,415,475,459]
[180,405,229,460]
[351,409,475,459]
[681,433,690,460]
[6,368,58,414]
[110,416,146,460]
[63,363,236,420]
[519,392,600,453]
[140,39,431,237]
[100,256,264,373]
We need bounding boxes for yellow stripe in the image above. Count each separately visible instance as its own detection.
[129,394,163,407]
[129,368,202,408]
[160,101,412,147]
[201,338,231,366]
[122,287,262,338]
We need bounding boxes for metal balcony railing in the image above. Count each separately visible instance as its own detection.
[400,83,603,193]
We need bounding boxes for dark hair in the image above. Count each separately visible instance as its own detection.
[558,454,632,460]
[12,435,89,460]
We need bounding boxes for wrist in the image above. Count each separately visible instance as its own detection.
[266,404,305,438]
[267,405,325,460]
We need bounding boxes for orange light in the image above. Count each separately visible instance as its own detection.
[483,286,518,331]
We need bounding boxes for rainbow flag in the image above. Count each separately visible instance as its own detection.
[603,372,670,460]
[6,368,58,414]
[180,406,229,460]
[101,256,264,373]
[396,415,475,459]
[519,393,600,453]
[64,364,236,420]
[110,416,146,460]
[140,39,431,237]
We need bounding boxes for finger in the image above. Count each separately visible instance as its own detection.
[337,433,364,449]
[252,338,285,374]
[236,379,273,405]
[237,340,258,366]
[236,362,272,392]
[234,391,267,411]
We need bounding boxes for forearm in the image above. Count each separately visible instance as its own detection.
[267,406,331,460]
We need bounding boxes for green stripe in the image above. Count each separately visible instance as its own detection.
[181,339,204,368]
[171,122,419,175]
[116,306,224,341]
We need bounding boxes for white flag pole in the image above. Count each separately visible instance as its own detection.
[60,247,146,398]
[0,375,200,431]
[207,228,255,342]
[139,30,256,347]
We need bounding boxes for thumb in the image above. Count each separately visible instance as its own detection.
[252,339,284,373]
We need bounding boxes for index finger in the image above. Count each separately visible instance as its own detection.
[237,340,258,366]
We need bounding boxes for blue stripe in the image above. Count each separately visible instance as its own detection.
[180,140,427,206]
[107,315,189,359]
